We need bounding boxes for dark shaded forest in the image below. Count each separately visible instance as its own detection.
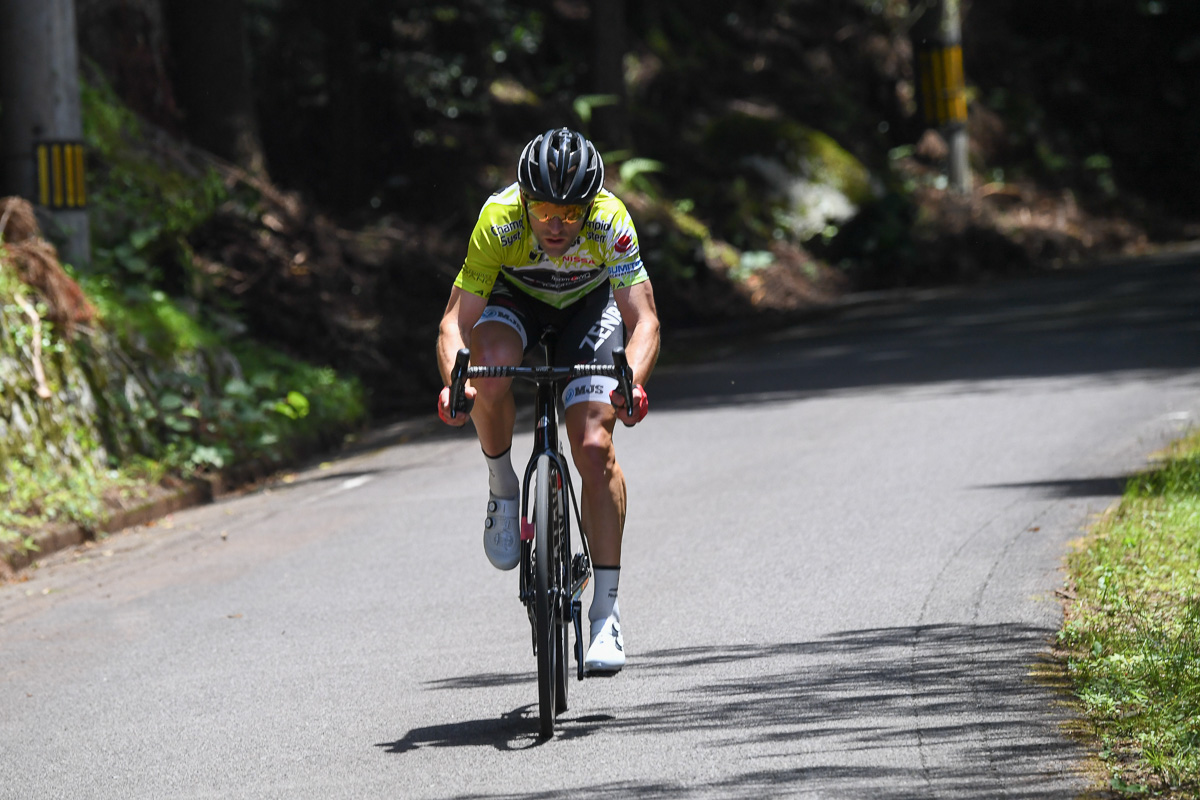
[77,0,1200,415]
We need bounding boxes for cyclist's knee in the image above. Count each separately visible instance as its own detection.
[571,426,617,483]
[470,323,522,405]
[472,322,523,366]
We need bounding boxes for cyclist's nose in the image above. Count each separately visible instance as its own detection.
[547,216,565,233]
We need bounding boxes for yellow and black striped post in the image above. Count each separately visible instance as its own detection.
[34,141,87,209]
[918,44,968,128]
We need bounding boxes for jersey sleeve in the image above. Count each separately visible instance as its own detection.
[604,203,649,290]
[453,216,504,298]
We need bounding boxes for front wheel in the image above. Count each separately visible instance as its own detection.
[534,454,563,738]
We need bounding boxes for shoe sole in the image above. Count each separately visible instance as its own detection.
[584,655,625,672]
[584,664,624,675]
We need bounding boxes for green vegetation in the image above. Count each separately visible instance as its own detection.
[0,261,120,550]
[1,74,366,559]
[1059,428,1200,797]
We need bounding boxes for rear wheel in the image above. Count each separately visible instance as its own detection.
[534,454,562,738]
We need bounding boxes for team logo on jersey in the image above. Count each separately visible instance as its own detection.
[514,266,604,292]
[615,234,633,254]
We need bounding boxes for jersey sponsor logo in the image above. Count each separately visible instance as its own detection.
[561,254,597,266]
[489,220,523,237]
[581,304,623,352]
[489,219,524,247]
[584,219,613,233]
[508,266,603,293]
[563,375,618,406]
[478,305,522,331]
[609,259,642,277]
[459,265,493,286]
[614,234,633,254]
[565,382,607,401]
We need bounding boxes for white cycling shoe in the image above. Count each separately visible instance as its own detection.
[483,493,520,571]
[584,614,625,672]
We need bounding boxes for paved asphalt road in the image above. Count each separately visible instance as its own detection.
[3,252,1199,799]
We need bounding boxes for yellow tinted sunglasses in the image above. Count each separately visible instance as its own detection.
[524,197,589,224]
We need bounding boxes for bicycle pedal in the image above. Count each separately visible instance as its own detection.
[571,552,591,581]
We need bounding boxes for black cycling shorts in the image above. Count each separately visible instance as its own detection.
[475,276,624,408]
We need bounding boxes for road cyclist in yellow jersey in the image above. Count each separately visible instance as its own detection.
[437,127,660,674]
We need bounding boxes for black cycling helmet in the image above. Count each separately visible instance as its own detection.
[516,127,605,204]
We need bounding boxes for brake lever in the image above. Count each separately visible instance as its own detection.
[449,348,472,418]
[611,347,635,414]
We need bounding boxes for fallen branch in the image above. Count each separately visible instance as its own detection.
[12,291,53,399]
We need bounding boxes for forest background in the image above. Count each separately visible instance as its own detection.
[2,0,1200,553]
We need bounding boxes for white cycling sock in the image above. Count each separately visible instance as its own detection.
[484,448,519,499]
[590,566,620,626]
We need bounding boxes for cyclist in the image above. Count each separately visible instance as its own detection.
[436,127,660,672]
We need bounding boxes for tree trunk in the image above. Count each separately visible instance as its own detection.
[592,0,631,152]
[162,0,266,176]
[322,0,368,210]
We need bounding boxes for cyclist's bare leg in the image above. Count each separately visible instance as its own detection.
[465,321,525,570]
[565,401,626,566]
[567,400,628,667]
[468,321,522,458]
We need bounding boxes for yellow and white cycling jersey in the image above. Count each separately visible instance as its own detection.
[454,182,648,309]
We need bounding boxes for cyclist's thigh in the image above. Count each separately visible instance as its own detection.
[474,278,535,363]
[557,285,623,409]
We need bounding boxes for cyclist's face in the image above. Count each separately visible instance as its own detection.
[526,202,588,257]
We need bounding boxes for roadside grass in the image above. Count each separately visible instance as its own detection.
[1059,427,1200,797]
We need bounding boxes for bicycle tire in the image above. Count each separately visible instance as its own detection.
[534,454,559,738]
[554,469,570,716]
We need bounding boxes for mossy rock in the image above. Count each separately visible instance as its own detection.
[703,111,873,205]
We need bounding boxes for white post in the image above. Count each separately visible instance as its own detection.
[943,0,971,195]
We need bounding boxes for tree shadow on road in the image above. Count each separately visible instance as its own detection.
[977,476,1131,498]
[376,622,1095,799]
[654,255,1200,413]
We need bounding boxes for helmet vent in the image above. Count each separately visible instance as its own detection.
[517,127,605,204]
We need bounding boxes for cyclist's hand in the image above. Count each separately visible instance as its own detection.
[610,384,648,427]
[438,385,476,426]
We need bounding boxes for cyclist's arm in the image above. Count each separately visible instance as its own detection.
[437,286,488,385]
[614,279,660,387]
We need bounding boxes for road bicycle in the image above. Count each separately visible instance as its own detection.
[447,336,634,739]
